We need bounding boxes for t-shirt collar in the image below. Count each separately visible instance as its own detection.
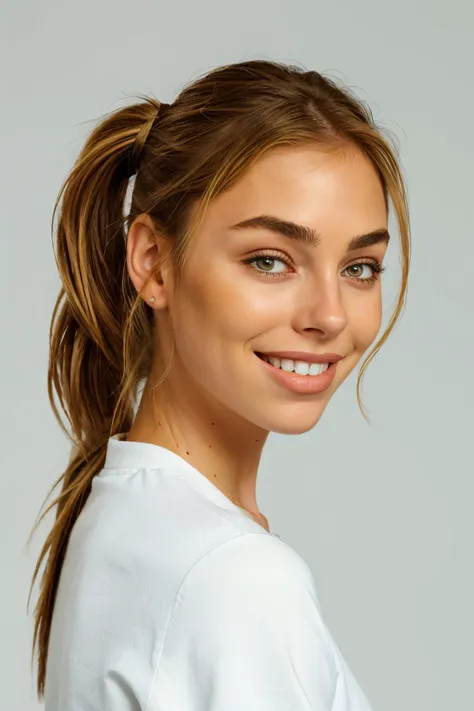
[103,432,257,521]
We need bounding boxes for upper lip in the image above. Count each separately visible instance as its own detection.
[256,351,344,364]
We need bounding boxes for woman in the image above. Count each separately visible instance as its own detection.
[28,59,410,709]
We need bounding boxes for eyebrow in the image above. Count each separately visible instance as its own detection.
[229,214,390,251]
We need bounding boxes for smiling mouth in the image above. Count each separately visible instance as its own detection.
[254,352,331,376]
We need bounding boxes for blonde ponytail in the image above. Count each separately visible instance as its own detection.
[27,96,165,697]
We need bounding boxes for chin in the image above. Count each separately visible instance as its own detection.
[260,400,331,435]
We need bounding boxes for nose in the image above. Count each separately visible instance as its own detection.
[292,277,348,338]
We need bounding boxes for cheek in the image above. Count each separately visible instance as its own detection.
[175,265,282,345]
[168,267,256,367]
[349,291,383,348]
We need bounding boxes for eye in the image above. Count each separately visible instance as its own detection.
[343,260,385,284]
[242,251,293,278]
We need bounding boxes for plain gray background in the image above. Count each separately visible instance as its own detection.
[1,1,473,709]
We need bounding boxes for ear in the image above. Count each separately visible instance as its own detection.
[126,214,172,308]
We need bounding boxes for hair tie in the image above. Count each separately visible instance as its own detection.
[129,102,168,176]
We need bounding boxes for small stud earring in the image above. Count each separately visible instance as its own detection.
[149,296,155,304]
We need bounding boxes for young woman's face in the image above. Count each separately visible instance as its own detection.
[157,143,389,435]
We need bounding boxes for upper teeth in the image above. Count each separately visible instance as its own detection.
[261,355,329,376]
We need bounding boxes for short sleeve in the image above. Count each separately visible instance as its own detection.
[148,533,338,711]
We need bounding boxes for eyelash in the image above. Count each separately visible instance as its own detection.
[242,249,386,284]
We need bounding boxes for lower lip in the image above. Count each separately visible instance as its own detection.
[255,353,338,394]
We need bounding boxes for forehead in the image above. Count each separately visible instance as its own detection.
[199,144,388,239]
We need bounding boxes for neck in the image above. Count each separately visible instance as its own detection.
[127,368,270,524]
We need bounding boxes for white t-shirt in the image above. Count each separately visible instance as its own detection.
[44,433,374,710]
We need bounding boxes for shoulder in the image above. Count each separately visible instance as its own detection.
[184,531,312,591]
[173,532,328,640]
[154,533,339,709]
